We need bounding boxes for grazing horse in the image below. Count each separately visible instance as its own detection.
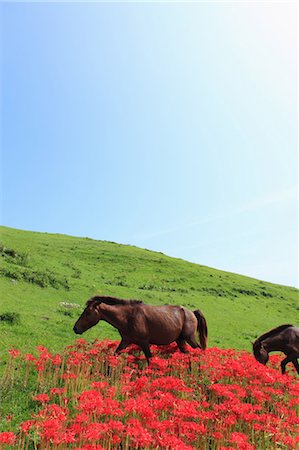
[252,324,299,374]
[73,296,208,363]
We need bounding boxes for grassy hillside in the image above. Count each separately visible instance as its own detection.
[0,225,298,357]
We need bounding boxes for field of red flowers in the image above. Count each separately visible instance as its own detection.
[0,340,298,450]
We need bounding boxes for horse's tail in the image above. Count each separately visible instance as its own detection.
[193,310,208,350]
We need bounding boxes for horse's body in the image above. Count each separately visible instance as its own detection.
[73,296,208,362]
[253,324,299,374]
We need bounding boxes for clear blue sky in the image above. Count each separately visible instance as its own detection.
[1,2,298,287]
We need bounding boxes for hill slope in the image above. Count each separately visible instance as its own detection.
[0,226,298,355]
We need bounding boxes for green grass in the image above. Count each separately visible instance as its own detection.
[0,225,298,358]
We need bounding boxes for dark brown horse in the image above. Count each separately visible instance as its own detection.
[253,324,299,374]
[73,296,208,363]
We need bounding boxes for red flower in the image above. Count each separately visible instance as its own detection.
[230,431,250,444]
[75,445,103,450]
[8,348,21,359]
[36,345,52,360]
[157,433,194,449]
[213,431,224,440]
[52,354,62,365]
[83,422,109,440]
[25,353,37,362]
[126,418,153,447]
[33,393,49,403]
[20,420,35,434]
[0,431,16,444]
[50,387,66,396]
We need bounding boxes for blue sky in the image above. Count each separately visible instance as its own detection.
[1,2,298,287]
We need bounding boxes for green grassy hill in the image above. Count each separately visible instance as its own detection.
[1,225,298,356]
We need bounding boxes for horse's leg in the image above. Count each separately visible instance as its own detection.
[139,341,152,364]
[176,337,188,353]
[115,339,129,354]
[181,309,201,349]
[291,358,299,374]
[281,354,298,374]
[185,335,200,349]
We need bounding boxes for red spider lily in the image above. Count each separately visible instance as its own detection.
[124,395,156,420]
[101,397,124,417]
[151,390,178,412]
[78,390,103,413]
[20,420,35,435]
[87,348,100,357]
[8,348,21,359]
[61,372,77,380]
[156,433,194,450]
[83,422,109,440]
[74,338,88,347]
[67,351,89,366]
[78,390,122,417]
[24,353,37,362]
[75,445,103,450]
[50,387,66,396]
[150,376,192,392]
[149,356,170,371]
[126,418,153,447]
[38,418,62,440]
[35,404,68,421]
[230,431,253,448]
[106,419,125,433]
[172,399,200,419]
[220,447,235,450]
[212,431,224,440]
[33,393,50,403]
[176,420,207,440]
[51,354,62,365]
[107,355,119,367]
[121,375,149,395]
[0,432,16,445]
[36,345,53,360]
[90,381,109,390]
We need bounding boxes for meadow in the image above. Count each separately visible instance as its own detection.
[0,226,298,448]
[1,226,298,354]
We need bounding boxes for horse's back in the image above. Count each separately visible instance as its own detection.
[277,326,299,354]
[141,304,185,327]
[285,326,299,342]
[135,304,186,345]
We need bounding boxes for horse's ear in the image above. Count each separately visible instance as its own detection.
[93,299,102,312]
[86,297,102,310]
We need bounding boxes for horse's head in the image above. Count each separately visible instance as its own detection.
[73,297,102,335]
[252,340,269,365]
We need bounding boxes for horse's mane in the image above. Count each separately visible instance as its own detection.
[86,296,143,307]
[254,324,294,345]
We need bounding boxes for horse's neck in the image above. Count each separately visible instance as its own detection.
[100,304,128,332]
[262,335,282,352]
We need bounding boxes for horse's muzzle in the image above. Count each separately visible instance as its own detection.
[73,325,82,334]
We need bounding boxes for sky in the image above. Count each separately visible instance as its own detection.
[1,2,298,287]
